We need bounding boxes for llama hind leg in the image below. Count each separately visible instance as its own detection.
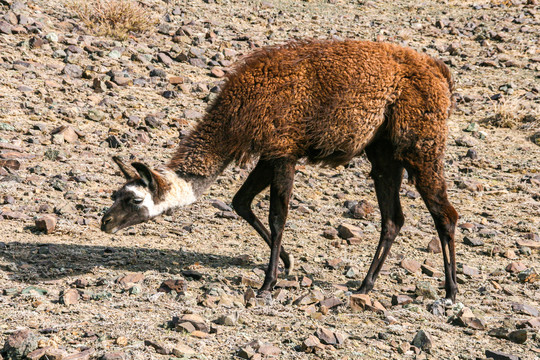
[358,140,405,294]
[232,159,294,274]
[409,161,458,302]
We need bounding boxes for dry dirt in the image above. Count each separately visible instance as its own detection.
[0,0,539,359]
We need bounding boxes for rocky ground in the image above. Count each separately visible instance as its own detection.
[0,0,539,359]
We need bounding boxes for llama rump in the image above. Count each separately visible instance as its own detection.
[101,40,459,301]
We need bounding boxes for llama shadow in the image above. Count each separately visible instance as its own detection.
[0,241,257,284]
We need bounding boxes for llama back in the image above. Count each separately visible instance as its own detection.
[177,40,454,172]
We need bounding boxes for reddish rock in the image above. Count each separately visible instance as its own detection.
[400,258,421,273]
[35,214,57,234]
[158,279,187,293]
[427,238,442,253]
[61,288,80,305]
[350,294,371,311]
[117,273,144,288]
[337,223,362,239]
[505,261,527,273]
[392,294,413,306]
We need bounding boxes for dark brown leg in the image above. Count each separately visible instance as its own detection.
[413,163,458,302]
[259,158,296,295]
[358,140,405,294]
[232,160,294,274]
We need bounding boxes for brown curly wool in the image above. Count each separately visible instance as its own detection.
[169,39,454,177]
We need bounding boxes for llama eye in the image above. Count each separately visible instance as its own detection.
[132,198,143,205]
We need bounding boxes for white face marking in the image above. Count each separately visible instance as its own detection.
[125,171,196,218]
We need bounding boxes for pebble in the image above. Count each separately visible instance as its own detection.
[2,329,40,359]
[411,330,432,352]
[61,288,80,305]
[158,279,187,294]
[392,294,413,306]
[400,258,421,273]
[427,238,442,253]
[484,350,520,360]
[35,214,57,234]
[62,64,82,78]
[415,281,438,299]
[350,293,371,311]
[337,223,362,239]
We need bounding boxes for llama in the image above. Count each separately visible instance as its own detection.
[101,40,459,301]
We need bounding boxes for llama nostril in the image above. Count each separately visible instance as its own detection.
[102,216,112,225]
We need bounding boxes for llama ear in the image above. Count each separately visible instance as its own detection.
[112,156,137,180]
[132,162,155,189]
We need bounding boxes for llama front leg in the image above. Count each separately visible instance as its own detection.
[358,140,405,294]
[232,160,295,274]
[259,159,296,296]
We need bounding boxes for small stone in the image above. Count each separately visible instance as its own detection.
[462,264,480,277]
[301,276,312,287]
[115,337,128,346]
[505,261,526,273]
[463,236,484,247]
[157,52,173,66]
[517,268,538,283]
[105,135,122,148]
[427,238,442,253]
[257,343,281,356]
[484,350,520,360]
[216,313,237,326]
[101,351,126,360]
[2,329,40,360]
[117,273,144,288]
[301,335,321,353]
[316,327,337,345]
[322,228,338,239]
[35,214,57,234]
[169,76,184,85]
[411,330,432,352]
[453,307,486,330]
[415,281,438,299]
[144,340,170,355]
[392,294,413,306]
[210,67,225,77]
[172,314,208,333]
[62,64,82,78]
[350,200,374,219]
[507,329,527,344]
[421,264,443,278]
[319,296,343,309]
[158,279,186,293]
[350,294,371,311]
[511,302,539,317]
[87,109,105,122]
[172,344,196,357]
[61,288,79,305]
[337,223,362,239]
[237,345,256,359]
[400,258,421,273]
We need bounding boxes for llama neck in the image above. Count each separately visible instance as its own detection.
[167,121,232,198]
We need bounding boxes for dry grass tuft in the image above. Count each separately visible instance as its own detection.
[66,0,157,39]
[482,97,522,129]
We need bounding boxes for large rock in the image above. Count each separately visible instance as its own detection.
[2,329,40,360]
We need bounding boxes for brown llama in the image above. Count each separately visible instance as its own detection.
[101,40,459,301]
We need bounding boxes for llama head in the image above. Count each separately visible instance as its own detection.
[101,157,195,234]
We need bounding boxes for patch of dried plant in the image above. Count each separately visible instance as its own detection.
[65,0,157,40]
[482,96,534,129]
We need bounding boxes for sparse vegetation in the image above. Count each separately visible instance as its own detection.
[483,97,522,129]
[66,0,156,39]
